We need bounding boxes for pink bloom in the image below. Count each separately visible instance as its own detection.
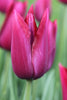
[59,0,67,4]
[59,63,67,100]
[0,1,27,50]
[11,6,57,79]
[34,0,51,21]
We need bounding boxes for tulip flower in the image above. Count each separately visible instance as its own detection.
[0,0,15,13]
[11,5,57,79]
[59,63,67,100]
[11,7,48,79]
[0,1,27,50]
[59,0,67,4]
[34,0,51,21]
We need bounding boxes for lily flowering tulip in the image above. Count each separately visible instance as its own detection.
[59,64,67,100]
[0,1,27,50]
[11,6,57,79]
[34,0,51,21]
[59,0,67,4]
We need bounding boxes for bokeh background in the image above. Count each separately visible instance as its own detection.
[0,0,67,100]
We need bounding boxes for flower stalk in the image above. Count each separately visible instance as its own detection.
[24,80,32,100]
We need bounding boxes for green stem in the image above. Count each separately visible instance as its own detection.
[24,80,32,100]
[0,52,11,99]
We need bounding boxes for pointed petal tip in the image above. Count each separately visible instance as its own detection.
[46,8,49,14]
[28,4,34,14]
[30,4,34,9]
[41,8,49,23]
[23,1,28,6]
[50,19,57,39]
[53,20,57,29]
[59,63,66,72]
[12,10,22,32]
[59,63,63,68]
[54,20,57,25]
[44,8,49,18]
[23,1,28,10]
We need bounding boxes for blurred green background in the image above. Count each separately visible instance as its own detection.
[0,0,67,100]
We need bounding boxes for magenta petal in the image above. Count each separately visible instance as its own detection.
[0,0,14,13]
[34,0,44,21]
[25,5,37,46]
[34,0,51,21]
[0,11,13,50]
[28,5,34,14]
[59,64,67,100]
[32,9,49,79]
[11,11,33,79]
[14,1,27,17]
[48,20,57,70]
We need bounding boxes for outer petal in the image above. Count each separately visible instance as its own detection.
[32,9,49,79]
[59,64,67,100]
[48,20,57,70]
[34,0,51,21]
[11,11,33,79]
[0,0,15,13]
[59,0,67,4]
[25,5,37,46]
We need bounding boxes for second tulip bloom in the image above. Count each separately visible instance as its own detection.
[0,1,27,50]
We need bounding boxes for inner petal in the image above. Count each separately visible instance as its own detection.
[25,13,37,48]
